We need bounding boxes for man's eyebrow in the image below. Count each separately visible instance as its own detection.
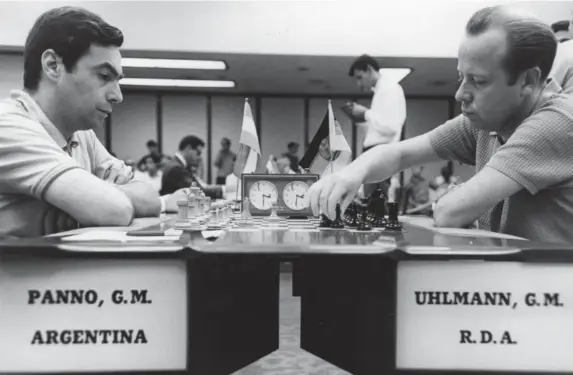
[94,62,125,80]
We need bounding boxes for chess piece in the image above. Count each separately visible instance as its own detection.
[242,197,252,219]
[207,206,222,230]
[371,192,387,228]
[385,202,402,231]
[345,200,360,228]
[237,198,253,227]
[174,200,191,229]
[343,201,354,225]
[266,200,281,226]
[319,213,332,228]
[190,182,202,198]
[357,199,372,231]
[331,203,345,229]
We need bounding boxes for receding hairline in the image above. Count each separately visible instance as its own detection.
[467,5,547,33]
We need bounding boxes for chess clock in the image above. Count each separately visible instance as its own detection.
[241,173,319,217]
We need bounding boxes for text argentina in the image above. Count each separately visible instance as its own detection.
[31,329,147,345]
[415,291,512,306]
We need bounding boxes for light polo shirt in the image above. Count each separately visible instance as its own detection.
[359,71,407,148]
[0,90,117,237]
[428,79,573,243]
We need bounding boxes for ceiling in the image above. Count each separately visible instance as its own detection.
[119,51,459,97]
[0,1,569,98]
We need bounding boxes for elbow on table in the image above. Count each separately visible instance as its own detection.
[80,198,134,227]
[433,202,464,228]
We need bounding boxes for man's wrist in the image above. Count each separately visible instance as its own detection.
[159,195,169,213]
[363,109,371,123]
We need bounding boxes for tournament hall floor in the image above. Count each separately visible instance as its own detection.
[232,271,350,375]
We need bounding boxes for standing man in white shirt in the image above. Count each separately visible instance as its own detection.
[550,14,573,94]
[341,54,407,198]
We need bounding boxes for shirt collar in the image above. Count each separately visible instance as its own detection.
[10,89,76,149]
[371,69,385,93]
[532,78,561,112]
[174,152,188,168]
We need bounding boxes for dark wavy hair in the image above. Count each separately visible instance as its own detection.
[24,6,123,91]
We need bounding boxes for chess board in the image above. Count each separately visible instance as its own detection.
[128,211,401,237]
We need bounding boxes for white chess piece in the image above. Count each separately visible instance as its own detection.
[242,197,252,219]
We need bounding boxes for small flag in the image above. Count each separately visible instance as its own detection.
[299,101,352,177]
[233,99,261,177]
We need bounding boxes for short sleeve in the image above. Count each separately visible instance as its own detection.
[427,114,479,166]
[0,114,81,199]
[486,104,573,194]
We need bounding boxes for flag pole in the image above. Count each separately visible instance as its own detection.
[234,97,249,204]
[235,143,243,203]
[328,99,334,175]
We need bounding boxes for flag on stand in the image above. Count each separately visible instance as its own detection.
[233,99,261,177]
[299,100,352,178]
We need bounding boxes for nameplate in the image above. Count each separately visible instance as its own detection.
[0,259,187,372]
[396,261,573,372]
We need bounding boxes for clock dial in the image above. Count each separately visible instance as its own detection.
[282,181,310,211]
[248,181,278,210]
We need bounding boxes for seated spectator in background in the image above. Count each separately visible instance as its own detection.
[161,135,222,199]
[276,156,296,174]
[161,135,204,195]
[214,137,236,184]
[134,154,162,192]
[137,139,169,171]
[0,6,161,237]
[282,142,300,173]
[404,166,430,215]
[224,157,241,200]
[429,164,461,203]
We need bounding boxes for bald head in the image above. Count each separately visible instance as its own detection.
[465,5,557,85]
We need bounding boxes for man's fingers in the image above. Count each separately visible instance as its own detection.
[308,180,324,216]
[319,180,336,218]
[339,193,355,219]
[103,164,112,180]
[326,184,347,220]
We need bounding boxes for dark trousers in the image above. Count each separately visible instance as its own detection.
[362,145,390,198]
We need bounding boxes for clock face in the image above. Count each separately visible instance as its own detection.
[282,181,310,211]
[248,180,278,210]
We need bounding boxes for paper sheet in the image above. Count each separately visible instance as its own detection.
[61,230,180,243]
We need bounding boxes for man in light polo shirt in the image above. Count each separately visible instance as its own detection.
[309,6,573,244]
[0,7,164,237]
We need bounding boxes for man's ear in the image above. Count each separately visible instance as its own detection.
[40,49,65,84]
[520,67,542,97]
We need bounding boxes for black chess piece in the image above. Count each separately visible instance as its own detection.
[331,203,345,229]
[385,202,402,231]
[345,200,360,228]
[343,201,355,225]
[357,199,372,231]
[372,193,387,228]
[319,213,332,228]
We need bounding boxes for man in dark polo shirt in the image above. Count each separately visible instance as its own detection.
[309,6,573,243]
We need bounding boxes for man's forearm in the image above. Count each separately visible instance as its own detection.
[349,134,443,185]
[117,181,161,218]
[349,143,404,184]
